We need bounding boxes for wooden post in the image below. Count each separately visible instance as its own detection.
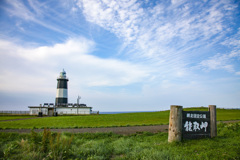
[168,105,183,142]
[209,105,217,138]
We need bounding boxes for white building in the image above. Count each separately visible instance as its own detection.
[29,105,92,116]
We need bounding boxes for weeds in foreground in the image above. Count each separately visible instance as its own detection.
[0,122,240,160]
[1,128,73,159]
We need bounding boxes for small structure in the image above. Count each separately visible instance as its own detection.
[29,70,93,116]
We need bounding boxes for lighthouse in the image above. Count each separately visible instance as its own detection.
[29,69,94,115]
[55,69,68,107]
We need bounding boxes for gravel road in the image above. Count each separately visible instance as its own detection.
[0,120,239,135]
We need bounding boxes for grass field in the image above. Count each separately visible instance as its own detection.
[0,115,35,121]
[0,108,239,129]
[0,122,239,159]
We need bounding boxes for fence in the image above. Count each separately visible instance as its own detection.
[0,110,30,115]
[91,111,99,115]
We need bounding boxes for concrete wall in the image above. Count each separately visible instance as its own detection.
[56,107,91,115]
[29,108,48,115]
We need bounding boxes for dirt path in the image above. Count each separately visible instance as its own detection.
[0,120,239,135]
[0,125,168,135]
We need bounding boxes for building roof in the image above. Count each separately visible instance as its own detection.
[28,106,92,109]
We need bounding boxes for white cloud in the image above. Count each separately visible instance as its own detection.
[4,0,238,76]
[1,0,239,110]
[199,53,234,72]
[21,38,94,61]
[0,38,150,95]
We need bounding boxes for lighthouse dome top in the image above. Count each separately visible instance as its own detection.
[59,69,67,78]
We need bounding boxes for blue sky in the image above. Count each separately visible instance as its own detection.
[0,0,239,111]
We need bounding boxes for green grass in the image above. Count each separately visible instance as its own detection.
[0,115,36,121]
[0,111,170,129]
[0,108,239,129]
[183,107,240,121]
[0,122,239,159]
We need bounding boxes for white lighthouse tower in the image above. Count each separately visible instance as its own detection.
[55,69,68,107]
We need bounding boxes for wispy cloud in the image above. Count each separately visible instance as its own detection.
[221,27,240,49]
[199,27,240,73]
[4,0,36,21]
[77,0,235,53]
[77,0,239,77]
[2,0,79,38]
[77,0,143,44]
[199,53,234,72]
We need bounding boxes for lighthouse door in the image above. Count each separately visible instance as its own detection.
[48,108,54,116]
